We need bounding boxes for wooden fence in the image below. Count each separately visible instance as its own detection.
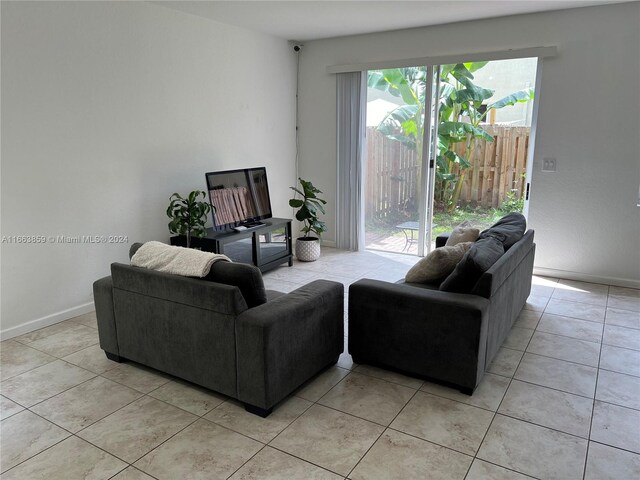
[365,125,530,218]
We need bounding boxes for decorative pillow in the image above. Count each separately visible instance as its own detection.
[479,212,526,249]
[445,221,480,246]
[405,242,473,283]
[205,261,267,308]
[439,237,505,294]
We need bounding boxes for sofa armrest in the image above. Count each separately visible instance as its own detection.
[348,279,490,389]
[93,276,119,356]
[236,280,344,410]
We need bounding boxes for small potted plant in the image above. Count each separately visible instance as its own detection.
[166,191,211,248]
[289,178,327,262]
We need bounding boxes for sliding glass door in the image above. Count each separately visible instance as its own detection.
[363,58,539,256]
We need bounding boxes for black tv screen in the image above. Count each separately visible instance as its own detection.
[205,167,273,230]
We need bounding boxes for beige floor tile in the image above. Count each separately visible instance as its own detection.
[0,436,126,480]
[26,324,99,358]
[270,404,384,476]
[477,414,588,480]
[205,396,311,443]
[600,344,640,377]
[545,299,606,323]
[609,286,640,298]
[466,459,536,479]
[0,395,24,420]
[111,467,156,480]
[420,372,510,411]
[134,419,262,480]
[591,401,640,453]
[294,365,349,402]
[498,380,593,438]
[523,294,549,312]
[62,344,120,374]
[31,376,142,432]
[514,309,542,329]
[0,410,70,473]
[12,321,79,345]
[603,324,640,350]
[608,294,640,313]
[69,311,99,329]
[319,372,415,425]
[229,446,341,480]
[390,392,494,455]
[149,379,226,416]
[487,347,523,377]
[605,307,640,330]
[537,313,603,343]
[584,441,640,480]
[353,364,424,389]
[350,429,472,480]
[102,362,171,393]
[0,340,56,381]
[596,369,640,410]
[0,360,95,407]
[526,331,600,367]
[502,327,534,351]
[515,353,597,397]
[77,396,197,463]
[552,281,608,306]
[529,283,555,299]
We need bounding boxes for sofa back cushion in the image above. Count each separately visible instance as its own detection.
[129,242,267,309]
[439,237,505,294]
[405,242,473,283]
[479,212,526,250]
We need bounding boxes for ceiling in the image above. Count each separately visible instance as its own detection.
[152,0,629,41]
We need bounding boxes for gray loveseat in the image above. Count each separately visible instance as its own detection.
[348,218,535,393]
[93,245,344,416]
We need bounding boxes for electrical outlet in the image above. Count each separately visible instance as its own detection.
[542,157,557,172]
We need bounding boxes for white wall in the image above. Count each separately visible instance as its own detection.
[298,2,640,286]
[1,1,297,337]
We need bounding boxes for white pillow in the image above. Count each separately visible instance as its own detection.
[405,242,473,283]
[445,221,480,246]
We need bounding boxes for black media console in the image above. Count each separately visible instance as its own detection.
[170,217,293,273]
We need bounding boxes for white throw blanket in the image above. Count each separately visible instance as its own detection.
[131,241,230,277]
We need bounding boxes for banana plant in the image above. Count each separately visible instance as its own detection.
[369,62,534,213]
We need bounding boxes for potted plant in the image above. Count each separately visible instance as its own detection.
[289,178,327,262]
[166,190,211,248]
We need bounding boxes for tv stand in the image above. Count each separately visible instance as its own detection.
[170,218,292,273]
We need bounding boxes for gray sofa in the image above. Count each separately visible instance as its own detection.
[93,246,344,417]
[348,225,535,393]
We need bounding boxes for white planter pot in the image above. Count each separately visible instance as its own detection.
[295,237,321,262]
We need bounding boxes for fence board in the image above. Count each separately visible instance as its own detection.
[365,125,530,219]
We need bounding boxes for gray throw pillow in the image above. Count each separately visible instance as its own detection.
[439,237,505,294]
[405,242,473,283]
[479,212,526,249]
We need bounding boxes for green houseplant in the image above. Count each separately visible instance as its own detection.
[166,190,211,248]
[289,178,327,261]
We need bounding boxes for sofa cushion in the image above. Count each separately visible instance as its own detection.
[439,237,505,294]
[405,242,473,283]
[479,212,526,249]
[129,242,266,308]
[445,221,480,246]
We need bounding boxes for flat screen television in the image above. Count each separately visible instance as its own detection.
[205,167,273,231]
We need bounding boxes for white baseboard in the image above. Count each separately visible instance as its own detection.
[533,267,640,289]
[1,302,95,341]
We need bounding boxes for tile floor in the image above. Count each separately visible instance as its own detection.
[1,248,639,479]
